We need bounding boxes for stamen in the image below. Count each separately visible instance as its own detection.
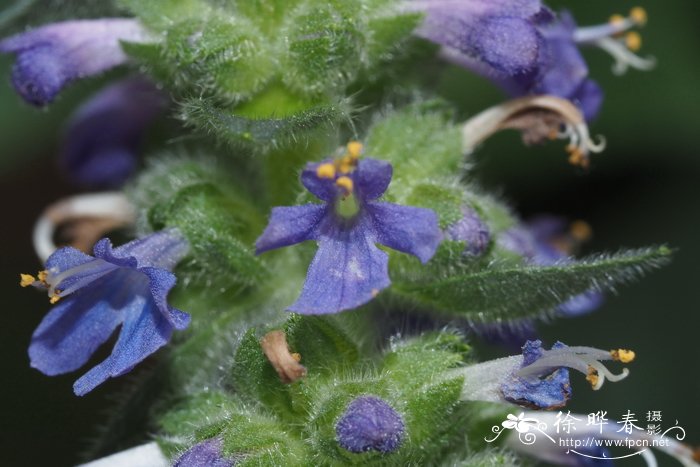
[630,7,648,26]
[45,258,116,298]
[37,270,48,283]
[49,294,61,304]
[570,220,593,242]
[20,274,36,287]
[316,163,337,179]
[625,31,642,52]
[346,141,363,160]
[611,348,635,363]
[462,95,605,166]
[593,36,656,75]
[515,345,633,390]
[336,176,354,195]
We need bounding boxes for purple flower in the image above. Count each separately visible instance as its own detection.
[444,206,490,255]
[458,340,635,409]
[336,396,405,454]
[60,77,167,188]
[498,215,604,317]
[255,144,441,314]
[0,18,149,106]
[407,3,652,121]
[23,229,189,395]
[174,438,235,467]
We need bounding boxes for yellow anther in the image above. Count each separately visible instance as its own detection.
[611,349,636,363]
[567,148,584,166]
[625,31,642,51]
[570,220,593,242]
[37,270,48,283]
[20,274,36,287]
[316,163,336,180]
[49,295,61,304]
[630,7,648,26]
[291,352,302,362]
[335,176,354,194]
[609,14,625,26]
[337,156,354,174]
[346,141,363,160]
[586,366,600,388]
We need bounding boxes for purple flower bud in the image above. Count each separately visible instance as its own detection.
[445,207,490,255]
[0,19,149,106]
[60,77,167,187]
[336,396,405,454]
[174,438,235,467]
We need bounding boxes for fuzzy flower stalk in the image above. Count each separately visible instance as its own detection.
[20,229,190,395]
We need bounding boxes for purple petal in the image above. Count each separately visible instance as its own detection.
[174,438,234,467]
[415,6,543,76]
[288,218,390,314]
[101,229,189,270]
[353,158,393,201]
[73,293,172,396]
[29,281,124,376]
[336,396,404,454]
[255,204,327,254]
[60,77,166,187]
[141,267,190,330]
[0,19,148,106]
[368,202,441,263]
[571,79,603,121]
[301,162,337,202]
[557,290,604,317]
[45,246,94,273]
[500,340,571,409]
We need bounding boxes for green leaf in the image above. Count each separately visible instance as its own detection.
[391,246,673,321]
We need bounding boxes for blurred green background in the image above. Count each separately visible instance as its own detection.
[0,1,698,465]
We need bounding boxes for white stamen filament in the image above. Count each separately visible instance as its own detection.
[45,258,117,298]
[516,346,630,390]
[574,19,637,44]
[33,192,136,262]
[593,37,656,75]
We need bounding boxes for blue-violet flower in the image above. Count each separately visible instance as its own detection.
[0,18,149,106]
[21,228,190,395]
[406,2,653,121]
[453,340,635,410]
[336,395,405,454]
[60,77,167,188]
[255,143,442,315]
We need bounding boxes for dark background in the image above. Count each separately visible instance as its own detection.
[1,0,698,465]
